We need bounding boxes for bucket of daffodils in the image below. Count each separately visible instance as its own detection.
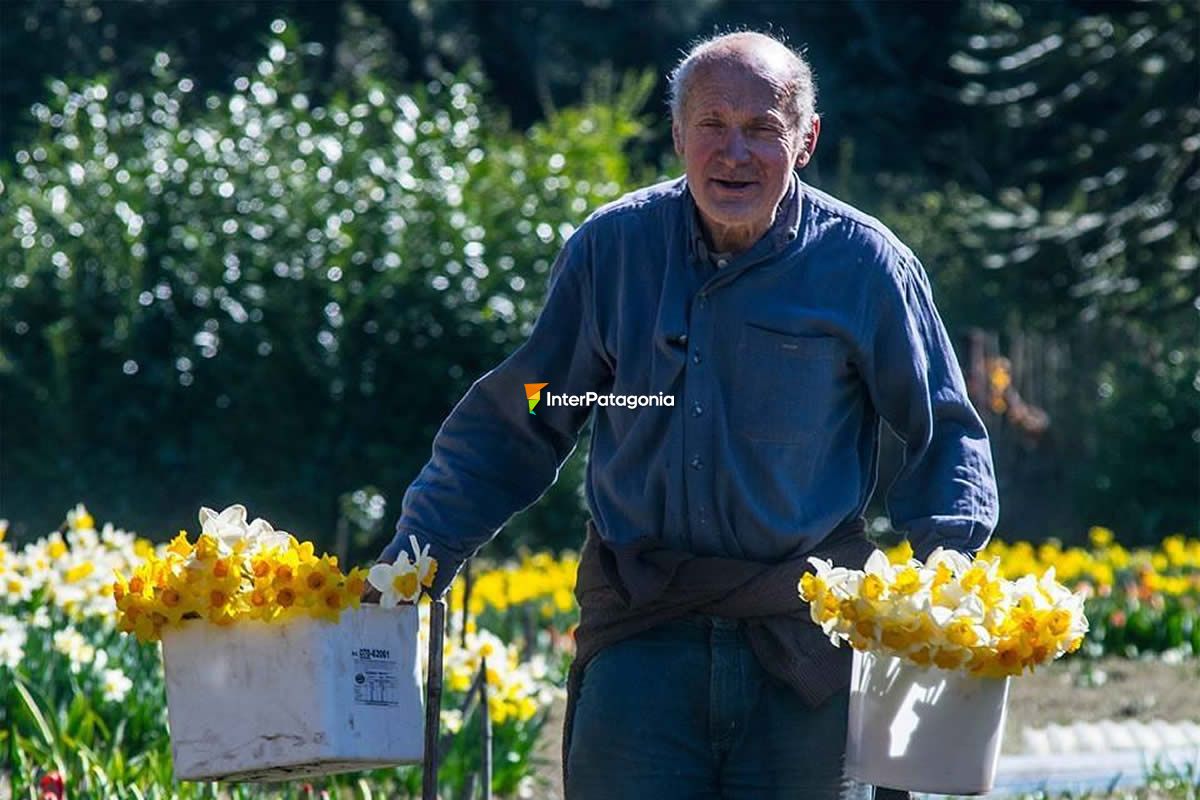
[799,546,1088,796]
[112,505,438,782]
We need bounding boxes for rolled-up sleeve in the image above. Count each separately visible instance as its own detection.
[861,251,999,560]
[378,228,611,597]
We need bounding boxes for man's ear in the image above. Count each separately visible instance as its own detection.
[672,120,684,158]
[794,114,821,169]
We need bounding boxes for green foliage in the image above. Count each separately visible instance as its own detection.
[0,25,652,556]
[1080,342,1200,542]
[1083,593,1199,660]
[3,591,177,798]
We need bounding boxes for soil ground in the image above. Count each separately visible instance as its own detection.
[1001,657,1200,751]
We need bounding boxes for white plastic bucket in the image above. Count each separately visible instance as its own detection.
[845,649,1010,795]
[161,604,424,782]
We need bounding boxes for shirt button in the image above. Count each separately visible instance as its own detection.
[691,402,704,417]
[690,456,703,470]
[716,258,729,268]
[692,351,702,364]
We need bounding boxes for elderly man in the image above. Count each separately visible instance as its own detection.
[376,31,998,800]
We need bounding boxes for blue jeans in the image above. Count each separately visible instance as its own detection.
[565,614,875,799]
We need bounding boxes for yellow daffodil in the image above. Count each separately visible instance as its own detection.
[110,506,410,641]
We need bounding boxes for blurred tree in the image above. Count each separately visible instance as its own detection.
[2,1,974,180]
[0,0,348,157]
[947,0,1197,327]
[929,0,1200,541]
[0,22,654,558]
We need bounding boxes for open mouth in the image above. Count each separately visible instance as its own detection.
[712,178,756,191]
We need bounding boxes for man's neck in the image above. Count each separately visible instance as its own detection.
[699,212,775,255]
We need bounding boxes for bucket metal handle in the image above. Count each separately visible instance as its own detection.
[422,565,494,800]
[422,598,446,800]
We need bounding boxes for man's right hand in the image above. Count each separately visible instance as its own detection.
[360,558,390,604]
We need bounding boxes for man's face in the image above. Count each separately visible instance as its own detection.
[673,57,818,250]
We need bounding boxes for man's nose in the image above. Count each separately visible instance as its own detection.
[719,127,751,162]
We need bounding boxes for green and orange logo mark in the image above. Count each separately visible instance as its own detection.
[524,383,549,415]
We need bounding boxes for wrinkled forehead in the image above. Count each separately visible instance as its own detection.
[683,55,794,119]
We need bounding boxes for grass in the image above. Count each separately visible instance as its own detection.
[934,760,1200,799]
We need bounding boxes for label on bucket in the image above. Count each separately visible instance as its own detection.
[351,647,401,707]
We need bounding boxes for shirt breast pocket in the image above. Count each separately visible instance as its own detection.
[734,324,843,444]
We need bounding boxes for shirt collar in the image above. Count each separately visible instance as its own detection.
[684,171,803,267]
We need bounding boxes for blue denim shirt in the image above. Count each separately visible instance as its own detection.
[380,172,999,597]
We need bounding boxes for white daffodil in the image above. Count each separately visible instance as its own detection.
[802,558,843,637]
[23,537,61,589]
[1037,566,1077,605]
[52,626,87,654]
[198,504,250,552]
[1009,575,1047,617]
[246,517,273,538]
[809,556,863,597]
[926,547,973,576]
[862,549,896,580]
[67,524,100,552]
[2,571,32,604]
[806,557,833,580]
[245,517,292,553]
[1068,603,1090,641]
[67,503,95,531]
[932,576,970,609]
[407,535,438,591]
[441,708,465,734]
[955,592,988,622]
[0,615,26,668]
[943,603,992,647]
[882,581,931,626]
[102,668,133,702]
[30,606,52,629]
[367,559,423,607]
[53,626,97,673]
[99,522,122,547]
[53,582,89,617]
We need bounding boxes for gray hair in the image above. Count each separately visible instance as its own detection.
[667,31,817,135]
